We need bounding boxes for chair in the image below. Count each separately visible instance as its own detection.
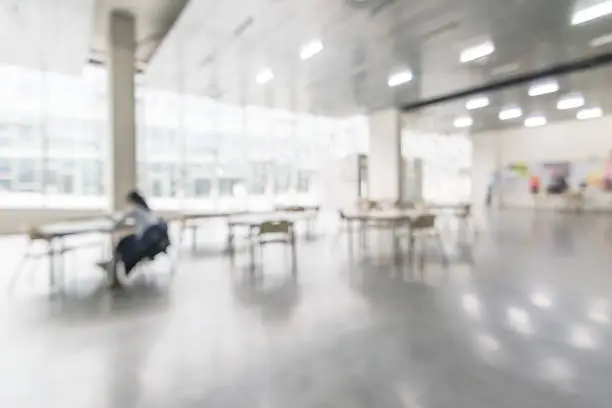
[249,220,296,273]
[357,199,381,211]
[402,214,448,270]
[114,221,177,287]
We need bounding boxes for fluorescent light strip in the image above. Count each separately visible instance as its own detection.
[465,96,490,110]
[577,107,603,120]
[460,41,495,63]
[300,40,323,60]
[454,116,473,128]
[572,0,612,25]
[387,70,413,87]
[524,116,547,127]
[256,68,274,84]
[528,80,559,96]
[499,107,523,120]
[590,32,612,47]
[557,94,585,110]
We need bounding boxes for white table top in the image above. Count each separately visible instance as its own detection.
[228,211,314,226]
[342,209,423,221]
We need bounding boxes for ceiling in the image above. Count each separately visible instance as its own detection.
[0,0,189,73]
[1,0,612,132]
[89,0,189,70]
[411,65,612,134]
[143,0,612,123]
[0,0,95,73]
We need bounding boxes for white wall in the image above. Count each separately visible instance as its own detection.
[472,116,612,211]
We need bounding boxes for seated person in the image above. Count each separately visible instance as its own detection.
[98,190,169,276]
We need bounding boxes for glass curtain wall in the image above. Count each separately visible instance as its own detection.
[0,62,368,211]
[0,64,107,209]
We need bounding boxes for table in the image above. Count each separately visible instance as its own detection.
[226,211,318,258]
[182,207,320,254]
[10,218,121,293]
[341,209,422,261]
[181,211,249,253]
[10,215,183,293]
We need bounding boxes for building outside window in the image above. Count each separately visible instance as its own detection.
[0,61,368,211]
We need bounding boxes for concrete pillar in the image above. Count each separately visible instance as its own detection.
[367,108,403,203]
[108,11,136,211]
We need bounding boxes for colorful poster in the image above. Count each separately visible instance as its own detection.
[499,156,612,199]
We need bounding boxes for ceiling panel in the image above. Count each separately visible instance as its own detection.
[411,65,612,134]
[0,0,95,73]
[143,0,612,121]
[89,0,190,70]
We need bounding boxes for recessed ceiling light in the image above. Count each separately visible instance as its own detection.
[572,0,612,25]
[491,63,520,76]
[532,293,553,309]
[499,106,523,120]
[590,32,612,47]
[460,40,495,63]
[557,94,585,110]
[300,39,323,60]
[577,107,603,120]
[524,115,547,127]
[465,96,490,110]
[387,70,413,87]
[528,80,559,96]
[256,68,274,84]
[454,116,473,128]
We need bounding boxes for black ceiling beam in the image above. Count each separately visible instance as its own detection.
[400,51,612,112]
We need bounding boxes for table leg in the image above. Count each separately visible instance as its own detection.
[407,232,415,266]
[248,229,256,273]
[191,225,197,253]
[392,225,400,264]
[48,239,55,290]
[226,222,235,256]
[109,235,121,289]
[346,219,353,255]
[57,238,65,292]
[291,227,297,274]
[359,220,367,251]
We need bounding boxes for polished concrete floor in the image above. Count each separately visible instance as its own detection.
[1,211,612,407]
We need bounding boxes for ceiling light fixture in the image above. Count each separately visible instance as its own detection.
[572,0,612,25]
[532,293,553,309]
[387,70,413,87]
[256,68,274,85]
[498,106,523,120]
[465,96,490,110]
[528,80,559,96]
[577,107,603,120]
[454,116,473,128]
[590,32,612,47]
[525,115,547,127]
[557,94,585,110]
[300,39,323,60]
[460,40,495,63]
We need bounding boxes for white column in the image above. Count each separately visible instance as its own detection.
[367,108,402,202]
[108,11,136,211]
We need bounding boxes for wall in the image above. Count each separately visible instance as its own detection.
[472,116,612,211]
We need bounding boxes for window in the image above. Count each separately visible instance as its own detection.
[219,178,245,197]
[273,165,292,194]
[297,171,312,193]
[0,61,370,211]
[248,162,270,195]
